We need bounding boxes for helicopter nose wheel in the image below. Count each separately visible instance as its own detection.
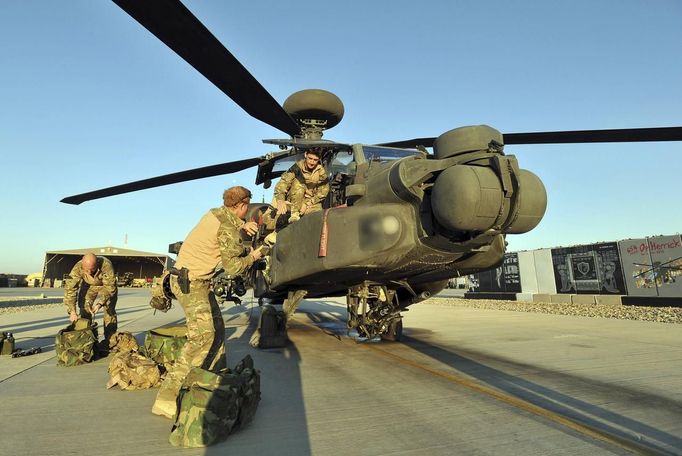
[380,319,403,342]
[347,282,404,342]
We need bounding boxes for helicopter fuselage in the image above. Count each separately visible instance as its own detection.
[258,126,548,308]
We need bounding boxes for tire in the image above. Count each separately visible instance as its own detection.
[380,319,403,342]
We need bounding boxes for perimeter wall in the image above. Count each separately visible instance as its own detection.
[468,234,682,299]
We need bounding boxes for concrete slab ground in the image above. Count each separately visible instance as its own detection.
[1,289,681,455]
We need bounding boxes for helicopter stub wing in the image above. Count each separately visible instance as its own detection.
[112,0,301,137]
[60,156,263,205]
[376,126,682,149]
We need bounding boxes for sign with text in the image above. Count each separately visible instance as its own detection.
[618,235,682,297]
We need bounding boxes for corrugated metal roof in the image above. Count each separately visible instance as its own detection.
[45,246,168,258]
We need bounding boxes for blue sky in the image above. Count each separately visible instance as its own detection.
[1,0,681,274]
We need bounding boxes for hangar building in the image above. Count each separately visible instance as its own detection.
[42,246,173,287]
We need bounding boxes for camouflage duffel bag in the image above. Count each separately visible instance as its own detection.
[55,318,98,367]
[106,351,162,390]
[169,355,261,448]
[108,331,139,353]
[140,325,187,368]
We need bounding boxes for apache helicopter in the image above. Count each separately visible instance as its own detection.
[61,1,682,341]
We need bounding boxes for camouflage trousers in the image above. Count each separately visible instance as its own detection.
[78,285,117,342]
[152,277,226,419]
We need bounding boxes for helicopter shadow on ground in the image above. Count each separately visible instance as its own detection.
[200,302,313,456]
[265,303,682,453]
[399,333,682,453]
[0,304,150,334]
[3,305,166,354]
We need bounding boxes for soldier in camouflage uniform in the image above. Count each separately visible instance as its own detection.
[274,149,329,222]
[152,186,262,419]
[267,150,328,319]
[63,253,118,343]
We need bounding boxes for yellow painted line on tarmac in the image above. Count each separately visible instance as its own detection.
[295,318,667,455]
[362,343,667,455]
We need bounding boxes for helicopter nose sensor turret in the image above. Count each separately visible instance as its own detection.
[283,89,344,139]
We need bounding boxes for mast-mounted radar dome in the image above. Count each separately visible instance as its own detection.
[283,89,344,131]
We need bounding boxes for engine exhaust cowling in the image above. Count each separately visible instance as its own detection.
[431,165,546,234]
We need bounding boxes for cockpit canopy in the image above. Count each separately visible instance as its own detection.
[256,145,420,185]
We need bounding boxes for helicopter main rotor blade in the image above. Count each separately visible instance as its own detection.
[503,126,682,145]
[61,157,263,205]
[112,0,301,137]
[377,126,682,149]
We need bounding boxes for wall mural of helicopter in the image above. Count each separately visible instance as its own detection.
[61,1,682,341]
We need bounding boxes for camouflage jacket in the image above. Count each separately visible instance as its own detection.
[274,160,329,208]
[175,206,254,281]
[214,206,254,278]
[63,256,117,314]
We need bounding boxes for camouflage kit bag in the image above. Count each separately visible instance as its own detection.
[108,331,139,353]
[106,351,162,390]
[169,355,261,448]
[55,319,98,367]
[140,325,187,368]
[249,304,288,349]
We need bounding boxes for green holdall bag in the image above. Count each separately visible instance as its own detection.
[169,355,261,448]
[55,318,98,366]
[140,325,187,368]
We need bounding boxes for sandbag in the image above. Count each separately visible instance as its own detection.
[55,319,98,366]
[140,325,187,368]
[169,355,261,448]
[249,304,288,349]
[108,331,139,353]
[106,351,162,390]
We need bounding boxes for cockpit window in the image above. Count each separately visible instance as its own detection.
[329,150,355,174]
[272,150,358,175]
[257,149,357,185]
[362,146,418,162]
[271,154,301,174]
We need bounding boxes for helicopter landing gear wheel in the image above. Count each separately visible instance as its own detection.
[347,282,403,342]
[380,318,403,342]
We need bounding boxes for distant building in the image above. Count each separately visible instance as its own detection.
[42,246,174,287]
[26,272,43,287]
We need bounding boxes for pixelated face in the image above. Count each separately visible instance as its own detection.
[304,152,320,170]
